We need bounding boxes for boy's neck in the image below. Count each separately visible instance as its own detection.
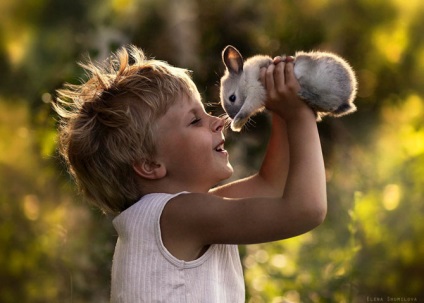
[139,178,210,196]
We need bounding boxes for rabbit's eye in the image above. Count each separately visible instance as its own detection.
[229,94,236,102]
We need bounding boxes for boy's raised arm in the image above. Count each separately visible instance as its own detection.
[264,57,327,211]
[161,59,327,259]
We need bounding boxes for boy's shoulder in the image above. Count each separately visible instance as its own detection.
[114,192,189,228]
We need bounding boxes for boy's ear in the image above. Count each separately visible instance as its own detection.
[222,45,244,75]
[133,159,166,180]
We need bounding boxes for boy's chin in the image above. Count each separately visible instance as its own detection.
[221,164,234,180]
[212,169,234,189]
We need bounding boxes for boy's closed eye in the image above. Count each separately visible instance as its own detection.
[190,117,202,126]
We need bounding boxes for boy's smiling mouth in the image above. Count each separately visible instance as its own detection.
[214,140,226,153]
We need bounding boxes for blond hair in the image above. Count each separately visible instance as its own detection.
[54,45,199,215]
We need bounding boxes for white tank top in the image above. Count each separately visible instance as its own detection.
[110,192,245,303]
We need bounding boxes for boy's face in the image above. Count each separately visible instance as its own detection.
[153,93,233,192]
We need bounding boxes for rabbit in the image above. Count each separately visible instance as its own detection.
[220,45,358,131]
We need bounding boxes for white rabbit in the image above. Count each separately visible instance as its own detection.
[220,45,358,131]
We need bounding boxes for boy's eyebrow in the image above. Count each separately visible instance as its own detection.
[183,108,199,123]
[187,105,206,116]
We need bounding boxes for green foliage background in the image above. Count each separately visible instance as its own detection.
[1,0,423,302]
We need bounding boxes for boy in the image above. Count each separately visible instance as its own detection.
[55,45,326,302]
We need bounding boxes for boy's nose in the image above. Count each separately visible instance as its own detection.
[212,116,225,132]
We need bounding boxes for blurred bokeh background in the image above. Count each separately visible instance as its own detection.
[1,0,423,302]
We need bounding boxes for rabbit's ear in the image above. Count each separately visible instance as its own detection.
[222,45,243,74]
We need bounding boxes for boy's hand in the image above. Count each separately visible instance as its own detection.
[260,56,313,120]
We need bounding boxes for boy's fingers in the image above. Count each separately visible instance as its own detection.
[284,61,300,89]
[285,56,295,63]
[273,56,283,64]
[284,61,293,80]
[265,63,276,91]
[273,60,286,88]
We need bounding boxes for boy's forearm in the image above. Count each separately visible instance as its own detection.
[282,109,327,218]
[259,108,327,208]
[256,113,289,197]
[210,113,289,199]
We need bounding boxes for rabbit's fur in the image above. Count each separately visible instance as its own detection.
[220,45,357,131]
